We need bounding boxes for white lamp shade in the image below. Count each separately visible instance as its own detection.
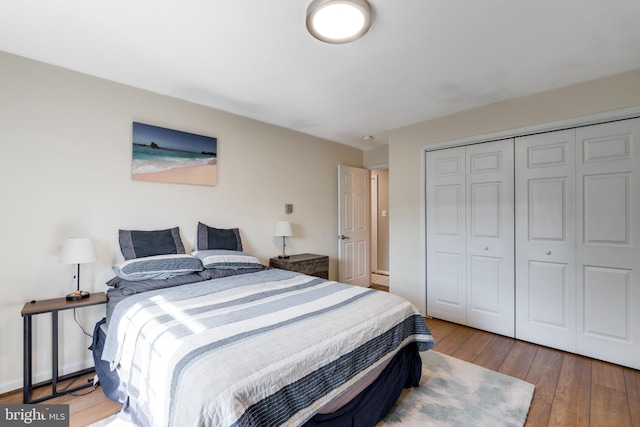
[60,238,98,264]
[274,221,293,237]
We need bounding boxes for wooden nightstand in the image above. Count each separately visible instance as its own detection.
[21,292,107,403]
[269,253,329,279]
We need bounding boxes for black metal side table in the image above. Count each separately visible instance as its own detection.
[21,292,107,403]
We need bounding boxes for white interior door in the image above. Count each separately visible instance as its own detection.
[465,140,515,337]
[426,147,467,324]
[515,130,577,352]
[338,165,370,287]
[576,118,640,369]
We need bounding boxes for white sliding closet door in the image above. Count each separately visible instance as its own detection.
[427,140,515,337]
[515,130,577,352]
[465,140,514,336]
[426,147,467,325]
[576,118,640,369]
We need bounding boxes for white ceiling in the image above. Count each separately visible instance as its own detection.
[1,0,639,150]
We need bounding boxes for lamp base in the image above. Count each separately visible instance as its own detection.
[278,254,290,259]
[66,290,90,301]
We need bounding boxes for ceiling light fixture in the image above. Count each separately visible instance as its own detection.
[306,0,372,44]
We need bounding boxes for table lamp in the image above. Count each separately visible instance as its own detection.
[60,237,98,301]
[274,221,292,259]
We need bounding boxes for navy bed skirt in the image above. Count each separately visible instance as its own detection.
[92,318,125,403]
[304,341,422,427]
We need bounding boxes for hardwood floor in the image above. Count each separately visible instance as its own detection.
[427,317,640,427]
[2,318,638,426]
[0,373,121,427]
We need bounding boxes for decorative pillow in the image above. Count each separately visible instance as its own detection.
[192,250,262,270]
[112,254,203,281]
[119,227,186,260]
[196,222,243,251]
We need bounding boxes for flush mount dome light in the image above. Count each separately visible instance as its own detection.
[306,0,372,44]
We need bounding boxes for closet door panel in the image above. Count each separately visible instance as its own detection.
[583,173,630,245]
[576,118,640,369]
[528,261,568,326]
[515,130,576,352]
[469,182,501,238]
[529,178,566,241]
[465,140,515,337]
[469,255,502,314]
[583,266,630,340]
[426,147,467,323]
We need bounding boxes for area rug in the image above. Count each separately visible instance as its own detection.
[89,351,534,427]
[377,351,535,426]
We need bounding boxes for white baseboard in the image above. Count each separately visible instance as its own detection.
[0,358,94,395]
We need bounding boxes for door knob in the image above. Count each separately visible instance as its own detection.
[340,235,351,240]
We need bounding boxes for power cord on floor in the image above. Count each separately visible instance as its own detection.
[69,383,98,397]
[55,375,99,397]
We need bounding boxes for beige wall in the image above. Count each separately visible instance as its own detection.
[0,51,362,393]
[388,69,640,313]
[363,144,389,168]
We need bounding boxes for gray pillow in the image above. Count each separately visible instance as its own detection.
[119,227,186,260]
[196,222,243,251]
[192,250,262,269]
[112,254,203,281]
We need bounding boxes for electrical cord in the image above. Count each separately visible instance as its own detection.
[73,308,93,338]
[64,307,98,396]
[56,375,99,397]
[69,384,97,397]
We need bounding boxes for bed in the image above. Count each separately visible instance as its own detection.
[92,225,435,427]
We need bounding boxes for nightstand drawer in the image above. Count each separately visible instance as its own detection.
[269,253,329,279]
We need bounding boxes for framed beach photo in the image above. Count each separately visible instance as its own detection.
[131,122,217,186]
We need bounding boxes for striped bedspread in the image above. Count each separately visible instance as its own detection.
[102,269,434,427]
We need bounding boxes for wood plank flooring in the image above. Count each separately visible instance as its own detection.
[0,372,121,427]
[2,318,639,426]
[427,317,640,427]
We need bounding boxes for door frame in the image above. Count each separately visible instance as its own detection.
[370,173,378,274]
[421,105,640,316]
[364,163,389,276]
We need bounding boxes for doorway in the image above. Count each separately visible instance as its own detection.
[371,168,389,290]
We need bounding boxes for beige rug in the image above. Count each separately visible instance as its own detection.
[90,351,534,427]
